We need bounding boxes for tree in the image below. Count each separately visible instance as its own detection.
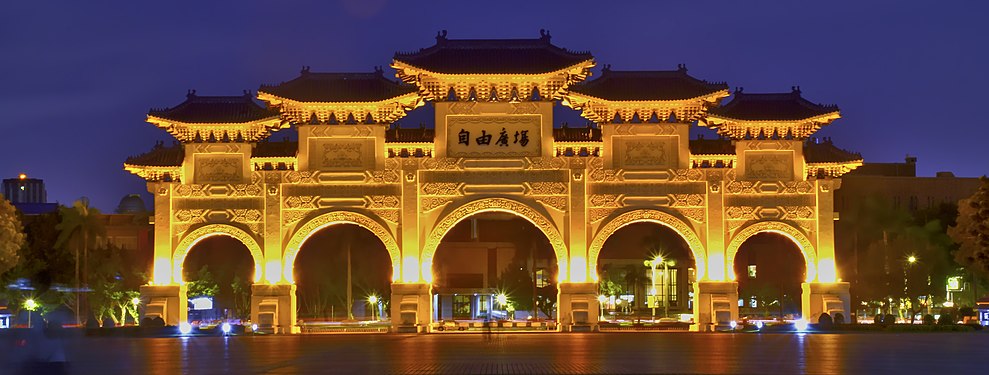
[187,266,219,299]
[0,194,25,277]
[87,242,144,326]
[54,198,105,325]
[231,275,251,319]
[949,177,989,279]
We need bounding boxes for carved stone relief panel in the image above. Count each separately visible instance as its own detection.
[614,136,678,170]
[308,139,374,171]
[194,154,243,184]
[743,151,794,181]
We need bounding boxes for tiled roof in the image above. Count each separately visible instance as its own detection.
[385,126,435,143]
[252,139,298,158]
[708,88,838,121]
[394,30,593,74]
[148,91,278,123]
[804,138,862,163]
[553,125,601,142]
[260,68,417,103]
[571,65,727,101]
[689,137,735,155]
[125,142,184,166]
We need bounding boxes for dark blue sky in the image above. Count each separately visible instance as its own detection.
[2,0,986,211]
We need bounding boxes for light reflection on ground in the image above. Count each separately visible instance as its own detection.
[2,332,987,374]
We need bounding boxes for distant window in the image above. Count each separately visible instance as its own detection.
[750,297,758,308]
[535,268,550,288]
[748,265,757,279]
[667,268,678,304]
[909,196,918,211]
[453,295,471,318]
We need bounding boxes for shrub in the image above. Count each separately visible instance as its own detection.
[833,312,845,324]
[922,314,935,325]
[959,307,976,317]
[938,312,955,325]
[818,313,833,329]
[884,314,897,325]
[873,314,883,324]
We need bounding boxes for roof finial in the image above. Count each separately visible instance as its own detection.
[734,87,744,94]
[436,30,448,43]
[374,66,383,75]
[677,63,687,72]
[540,29,551,41]
[791,85,801,94]
[243,89,252,97]
[602,64,611,72]
[301,66,310,75]
[187,89,196,98]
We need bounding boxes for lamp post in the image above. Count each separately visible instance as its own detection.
[132,297,140,326]
[904,255,917,321]
[645,257,663,320]
[24,299,39,328]
[368,295,379,321]
[662,260,670,319]
[597,295,607,322]
[496,293,508,319]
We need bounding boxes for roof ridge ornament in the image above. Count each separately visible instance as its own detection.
[540,29,551,42]
[301,66,311,75]
[187,89,197,98]
[602,64,612,73]
[677,63,687,73]
[791,85,801,94]
[436,30,448,44]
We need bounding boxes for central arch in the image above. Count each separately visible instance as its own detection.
[420,197,568,283]
[588,209,706,281]
[725,221,818,282]
[172,224,264,284]
[283,210,401,284]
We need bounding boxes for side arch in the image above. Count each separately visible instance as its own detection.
[173,224,265,284]
[725,221,817,282]
[283,210,401,284]
[420,197,568,283]
[588,209,706,281]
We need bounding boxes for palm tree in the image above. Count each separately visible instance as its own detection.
[55,197,105,325]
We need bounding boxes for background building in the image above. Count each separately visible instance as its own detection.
[2,174,57,214]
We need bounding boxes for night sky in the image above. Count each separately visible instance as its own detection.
[2,1,987,211]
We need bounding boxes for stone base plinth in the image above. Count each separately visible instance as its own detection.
[693,281,738,332]
[391,282,431,333]
[801,282,851,324]
[140,284,187,326]
[252,284,298,334]
[558,282,598,332]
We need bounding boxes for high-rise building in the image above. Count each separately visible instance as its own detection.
[2,174,57,214]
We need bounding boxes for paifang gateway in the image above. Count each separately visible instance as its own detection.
[125,30,863,333]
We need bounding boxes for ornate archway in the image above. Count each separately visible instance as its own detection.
[725,221,817,282]
[420,197,568,283]
[283,210,401,284]
[172,224,265,285]
[588,209,706,281]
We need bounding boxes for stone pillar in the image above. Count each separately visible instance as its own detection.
[693,281,738,332]
[802,282,851,324]
[139,284,187,326]
[251,284,297,334]
[391,282,431,333]
[558,282,597,332]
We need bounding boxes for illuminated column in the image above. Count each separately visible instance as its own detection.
[139,181,188,326]
[557,160,597,331]
[390,148,430,333]
[693,173,738,331]
[801,178,850,323]
[249,170,298,334]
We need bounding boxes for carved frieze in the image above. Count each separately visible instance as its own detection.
[284,196,319,209]
[678,208,706,223]
[527,182,567,195]
[368,170,400,184]
[420,197,452,212]
[671,194,704,207]
[535,196,567,211]
[194,154,243,184]
[421,157,460,171]
[367,195,401,209]
[588,208,614,223]
[174,209,206,223]
[282,210,309,226]
[372,209,400,223]
[671,169,705,182]
[421,183,462,196]
[744,151,793,180]
[589,194,622,208]
[615,137,678,170]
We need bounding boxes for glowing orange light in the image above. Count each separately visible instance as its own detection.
[18,173,26,180]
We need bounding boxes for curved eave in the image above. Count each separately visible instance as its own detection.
[391,59,595,79]
[806,159,864,177]
[703,111,841,126]
[123,163,182,180]
[256,90,423,108]
[145,115,287,141]
[564,89,729,123]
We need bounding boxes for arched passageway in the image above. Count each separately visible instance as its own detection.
[430,212,558,324]
[732,232,807,320]
[597,222,696,322]
[294,224,392,322]
[182,236,255,322]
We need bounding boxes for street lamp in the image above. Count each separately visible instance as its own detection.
[597,295,607,321]
[24,299,39,328]
[368,295,379,321]
[645,256,664,320]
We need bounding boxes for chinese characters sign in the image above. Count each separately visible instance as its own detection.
[446,115,541,157]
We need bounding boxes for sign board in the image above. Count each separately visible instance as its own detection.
[446,115,541,157]
[947,276,963,291]
[980,309,989,326]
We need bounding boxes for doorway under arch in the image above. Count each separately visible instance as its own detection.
[732,232,807,320]
[181,236,256,322]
